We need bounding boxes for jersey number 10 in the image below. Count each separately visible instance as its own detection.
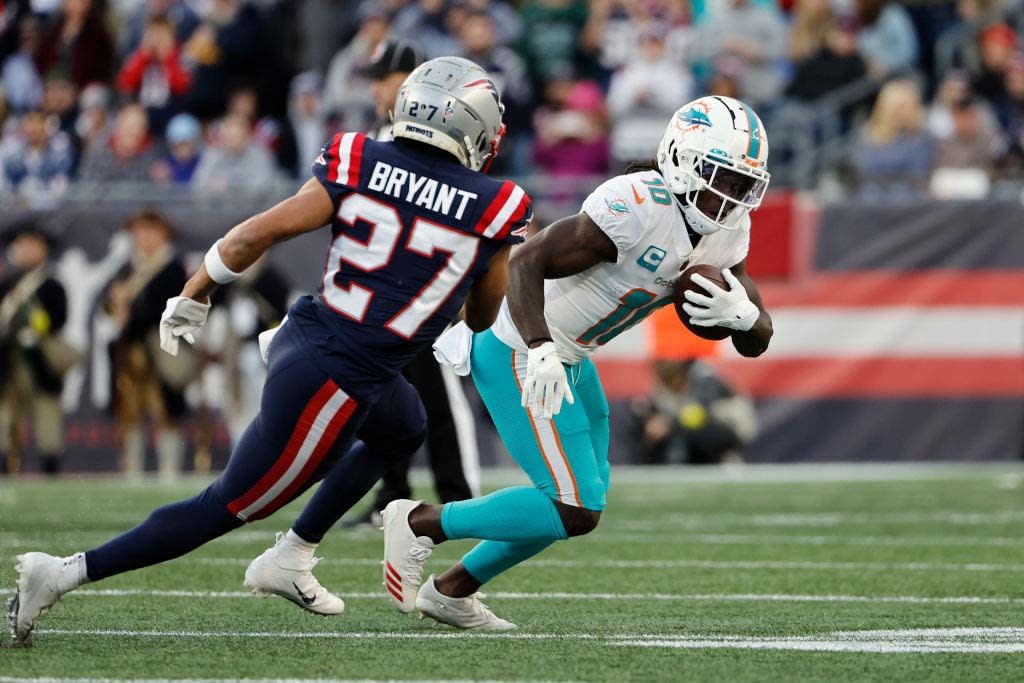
[575,288,667,346]
[322,193,480,338]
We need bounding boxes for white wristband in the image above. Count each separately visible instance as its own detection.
[204,239,243,284]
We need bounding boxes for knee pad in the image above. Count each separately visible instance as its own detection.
[378,427,427,462]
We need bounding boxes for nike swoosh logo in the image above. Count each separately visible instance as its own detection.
[631,185,645,204]
[292,582,316,606]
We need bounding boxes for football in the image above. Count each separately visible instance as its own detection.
[673,264,733,340]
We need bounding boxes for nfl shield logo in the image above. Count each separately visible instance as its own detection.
[443,105,455,122]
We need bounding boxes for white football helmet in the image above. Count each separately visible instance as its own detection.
[392,56,505,172]
[657,96,770,235]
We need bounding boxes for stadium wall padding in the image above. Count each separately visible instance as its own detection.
[0,196,1021,468]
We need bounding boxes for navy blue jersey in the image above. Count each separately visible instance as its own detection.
[303,131,529,388]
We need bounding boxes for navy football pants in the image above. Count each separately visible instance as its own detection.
[85,324,426,582]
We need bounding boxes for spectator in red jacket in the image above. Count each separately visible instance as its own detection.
[117,15,191,134]
[34,0,115,89]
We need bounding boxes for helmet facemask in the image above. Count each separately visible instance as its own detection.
[664,144,770,235]
[478,123,506,174]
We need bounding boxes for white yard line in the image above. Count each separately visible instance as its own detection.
[3,587,1023,606]
[21,627,1024,655]
[613,638,1024,654]
[35,628,593,640]
[830,627,1024,638]
[614,627,1024,654]
[190,556,1024,573]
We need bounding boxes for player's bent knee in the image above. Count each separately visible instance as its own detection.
[554,501,602,537]
[385,428,427,464]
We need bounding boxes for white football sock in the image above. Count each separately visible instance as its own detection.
[279,529,317,567]
[60,552,91,592]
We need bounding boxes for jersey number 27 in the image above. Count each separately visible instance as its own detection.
[321,193,480,338]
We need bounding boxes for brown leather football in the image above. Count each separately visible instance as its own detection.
[673,264,732,341]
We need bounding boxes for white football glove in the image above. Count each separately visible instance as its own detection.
[681,268,759,331]
[159,296,211,356]
[521,341,575,420]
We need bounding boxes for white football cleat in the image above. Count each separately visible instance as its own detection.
[416,575,517,631]
[244,532,344,616]
[8,552,83,647]
[381,499,434,613]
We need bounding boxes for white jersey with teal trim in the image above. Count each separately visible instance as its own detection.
[491,170,750,364]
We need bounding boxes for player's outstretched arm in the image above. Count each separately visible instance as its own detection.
[462,245,512,332]
[728,259,773,357]
[180,178,335,302]
[507,212,617,347]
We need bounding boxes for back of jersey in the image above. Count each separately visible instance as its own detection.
[309,132,530,377]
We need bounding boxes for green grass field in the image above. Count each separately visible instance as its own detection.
[2,464,1024,682]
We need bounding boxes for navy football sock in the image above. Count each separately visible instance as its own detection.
[292,442,384,543]
[84,486,242,582]
[292,417,426,543]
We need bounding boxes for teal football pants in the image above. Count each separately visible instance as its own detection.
[439,329,611,584]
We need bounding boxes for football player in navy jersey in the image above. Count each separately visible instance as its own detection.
[8,56,531,647]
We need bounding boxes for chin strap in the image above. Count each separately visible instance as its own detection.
[464,134,481,171]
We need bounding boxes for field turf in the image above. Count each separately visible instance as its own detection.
[2,464,1023,682]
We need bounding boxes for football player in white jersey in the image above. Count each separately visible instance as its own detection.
[381,96,773,629]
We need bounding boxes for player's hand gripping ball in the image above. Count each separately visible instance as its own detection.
[673,264,757,340]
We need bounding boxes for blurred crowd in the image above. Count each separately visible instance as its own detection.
[3,0,1024,206]
[0,211,291,476]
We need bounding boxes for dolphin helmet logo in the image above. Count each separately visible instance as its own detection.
[677,107,713,128]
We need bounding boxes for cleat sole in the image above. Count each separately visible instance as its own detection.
[6,594,17,646]
[10,554,36,647]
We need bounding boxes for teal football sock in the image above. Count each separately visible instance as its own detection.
[461,539,554,584]
[441,486,568,543]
